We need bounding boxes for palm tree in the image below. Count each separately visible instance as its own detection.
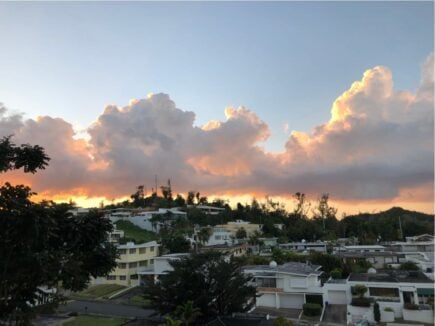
[197,227,212,246]
[162,316,182,326]
[175,301,202,326]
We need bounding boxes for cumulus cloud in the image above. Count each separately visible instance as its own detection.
[0,53,433,208]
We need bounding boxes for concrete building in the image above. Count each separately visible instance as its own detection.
[216,220,262,238]
[92,241,160,287]
[187,205,226,215]
[279,241,327,253]
[243,261,324,309]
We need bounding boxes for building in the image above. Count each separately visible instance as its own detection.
[216,220,262,238]
[187,205,226,215]
[138,253,190,285]
[279,241,327,253]
[243,261,324,309]
[92,241,160,287]
[199,243,248,257]
[341,245,386,253]
[108,225,125,244]
[338,251,406,269]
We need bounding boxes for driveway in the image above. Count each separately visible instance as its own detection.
[58,300,154,318]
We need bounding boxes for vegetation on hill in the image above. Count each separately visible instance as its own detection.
[115,220,158,244]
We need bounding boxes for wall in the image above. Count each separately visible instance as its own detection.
[403,308,434,324]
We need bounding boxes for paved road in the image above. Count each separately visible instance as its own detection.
[58,300,155,318]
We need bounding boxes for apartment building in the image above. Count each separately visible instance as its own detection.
[92,241,160,287]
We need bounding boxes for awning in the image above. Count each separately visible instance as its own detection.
[417,288,434,296]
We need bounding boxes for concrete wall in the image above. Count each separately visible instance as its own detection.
[403,308,434,324]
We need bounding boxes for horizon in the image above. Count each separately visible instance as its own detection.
[0,2,433,215]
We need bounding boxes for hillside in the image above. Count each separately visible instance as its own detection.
[340,207,434,242]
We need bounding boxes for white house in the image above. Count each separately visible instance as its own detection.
[279,241,327,253]
[243,261,324,309]
[342,245,386,253]
[138,253,190,285]
[187,205,226,215]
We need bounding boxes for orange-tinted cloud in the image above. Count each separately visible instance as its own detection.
[0,53,433,213]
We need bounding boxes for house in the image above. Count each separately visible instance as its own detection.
[218,220,263,238]
[341,245,386,253]
[199,243,249,257]
[337,251,406,269]
[92,241,160,287]
[128,208,187,232]
[279,241,327,253]
[346,270,434,324]
[206,226,234,245]
[138,253,190,285]
[243,261,324,309]
[187,205,226,215]
[108,225,125,244]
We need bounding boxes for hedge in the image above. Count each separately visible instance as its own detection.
[351,297,371,307]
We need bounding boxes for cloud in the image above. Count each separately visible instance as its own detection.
[0,53,433,209]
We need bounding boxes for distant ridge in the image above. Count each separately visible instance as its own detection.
[340,206,434,241]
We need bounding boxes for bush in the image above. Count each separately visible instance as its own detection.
[404,303,419,310]
[330,268,342,279]
[384,307,394,312]
[352,284,368,297]
[351,297,371,307]
[273,316,293,326]
[303,303,322,316]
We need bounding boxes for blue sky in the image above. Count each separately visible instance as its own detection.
[0,1,433,152]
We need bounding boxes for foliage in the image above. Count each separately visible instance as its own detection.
[384,307,394,312]
[373,302,380,322]
[143,252,256,322]
[353,285,368,298]
[174,300,201,326]
[163,316,182,326]
[306,295,323,306]
[0,137,117,324]
[398,262,420,270]
[115,220,158,244]
[235,227,247,239]
[330,268,342,279]
[302,303,322,316]
[273,316,293,326]
[161,234,191,254]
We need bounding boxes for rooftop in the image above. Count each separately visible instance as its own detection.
[349,270,433,283]
[243,261,323,276]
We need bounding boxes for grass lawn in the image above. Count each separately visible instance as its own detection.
[64,315,128,326]
[128,295,151,307]
[115,220,158,244]
[71,284,127,300]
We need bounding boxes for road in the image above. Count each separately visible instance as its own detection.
[58,300,155,318]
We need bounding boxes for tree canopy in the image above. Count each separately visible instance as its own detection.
[0,136,117,324]
[143,252,256,322]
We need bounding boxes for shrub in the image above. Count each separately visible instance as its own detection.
[273,316,293,326]
[351,297,371,307]
[373,302,380,322]
[303,303,322,316]
[384,307,394,312]
[352,284,368,298]
[404,303,419,310]
[330,268,342,279]
[398,262,419,271]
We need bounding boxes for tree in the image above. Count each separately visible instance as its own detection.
[174,194,186,207]
[143,252,256,322]
[161,235,191,254]
[197,227,212,245]
[174,300,201,326]
[353,284,368,298]
[130,185,145,207]
[0,136,117,324]
[187,191,195,205]
[373,302,381,322]
[235,227,247,239]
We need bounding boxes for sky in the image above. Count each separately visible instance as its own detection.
[0,1,434,215]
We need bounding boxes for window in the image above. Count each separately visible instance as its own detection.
[118,249,127,255]
[129,262,137,268]
[139,260,148,267]
[150,246,155,252]
[120,275,126,281]
[118,263,127,269]
[106,275,116,280]
[215,235,221,240]
[150,259,154,265]
[130,274,138,280]
[256,278,276,288]
[139,248,146,254]
[129,248,136,254]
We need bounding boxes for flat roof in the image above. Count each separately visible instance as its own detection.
[117,241,159,249]
[243,262,323,276]
[349,270,433,284]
